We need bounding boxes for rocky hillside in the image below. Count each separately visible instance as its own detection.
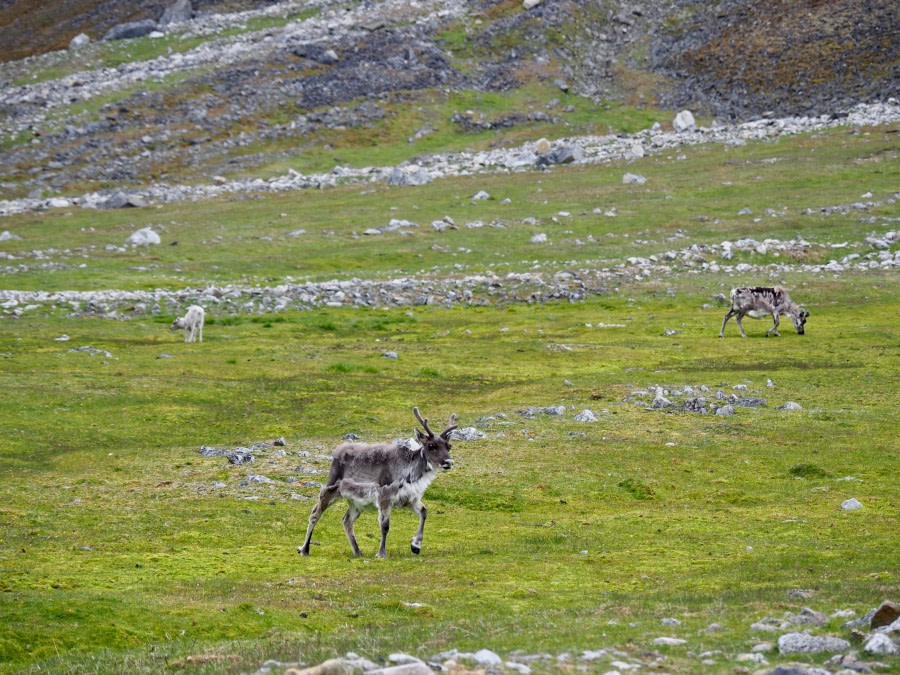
[0,0,277,62]
[652,0,900,119]
[0,0,897,205]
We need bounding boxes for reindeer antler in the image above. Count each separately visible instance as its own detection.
[441,413,458,438]
[412,406,434,437]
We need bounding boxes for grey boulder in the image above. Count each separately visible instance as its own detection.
[777,632,850,654]
[159,0,192,26]
[103,20,158,41]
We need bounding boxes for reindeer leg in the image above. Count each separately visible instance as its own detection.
[299,483,340,556]
[198,322,203,343]
[409,500,427,555]
[766,312,780,337]
[735,313,748,338]
[719,309,736,337]
[376,493,393,559]
[342,504,363,558]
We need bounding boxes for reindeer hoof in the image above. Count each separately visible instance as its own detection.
[298,546,309,557]
[376,551,387,559]
[411,543,421,555]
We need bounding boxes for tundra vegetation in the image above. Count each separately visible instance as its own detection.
[0,119,898,673]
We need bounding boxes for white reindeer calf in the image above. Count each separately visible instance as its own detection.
[171,305,205,343]
[720,286,809,338]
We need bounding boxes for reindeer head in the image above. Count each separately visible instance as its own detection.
[170,317,185,331]
[413,407,457,471]
[792,309,809,335]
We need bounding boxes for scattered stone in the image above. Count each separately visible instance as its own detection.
[841,498,863,511]
[536,145,583,167]
[103,19,159,41]
[871,601,900,628]
[864,633,899,655]
[68,345,113,358]
[382,351,399,360]
[159,0,192,26]
[660,618,681,627]
[226,451,253,465]
[779,401,803,411]
[544,405,566,416]
[651,387,673,409]
[387,167,432,187]
[0,230,22,241]
[450,427,485,442]
[534,138,551,154]
[787,608,828,627]
[574,409,598,422]
[247,473,274,484]
[788,589,816,600]
[156,353,172,359]
[683,396,706,413]
[126,227,161,246]
[472,191,491,200]
[523,0,542,9]
[470,649,502,666]
[673,110,696,132]
[777,632,851,654]
[274,437,286,447]
[530,233,548,244]
[652,637,686,646]
[751,642,773,652]
[69,33,91,49]
[623,173,647,185]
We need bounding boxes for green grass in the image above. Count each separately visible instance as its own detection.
[0,121,898,673]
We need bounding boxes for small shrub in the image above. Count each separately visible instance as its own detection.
[618,477,655,500]
[789,463,829,478]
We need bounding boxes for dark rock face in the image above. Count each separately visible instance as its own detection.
[102,19,159,41]
[651,0,900,119]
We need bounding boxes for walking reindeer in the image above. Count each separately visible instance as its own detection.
[299,407,458,558]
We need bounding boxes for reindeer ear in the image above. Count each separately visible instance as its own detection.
[414,428,427,442]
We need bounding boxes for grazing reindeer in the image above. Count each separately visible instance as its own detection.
[171,305,205,343]
[299,407,458,558]
[719,286,809,338]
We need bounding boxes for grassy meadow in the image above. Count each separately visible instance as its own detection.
[0,122,898,673]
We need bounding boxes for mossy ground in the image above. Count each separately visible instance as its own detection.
[0,124,898,673]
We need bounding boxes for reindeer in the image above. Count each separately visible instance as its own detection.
[171,305,205,343]
[299,407,458,558]
[719,286,809,338]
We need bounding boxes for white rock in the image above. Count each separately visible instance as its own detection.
[0,231,22,241]
[841,498,862,511]
[673,110,696,132]
[69,33,91,49]
[622,173,646,185]
[574,409,598,422]
[126,227,160,246]
[864,633,898,655]
[523,0,542,8]
[652,637,686,646]
[450,427,485,442]
[531,233,548,243]
[778,401,803,411]
[472,190,491,200]
[471,649,502,666]
[777,632,851,654]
